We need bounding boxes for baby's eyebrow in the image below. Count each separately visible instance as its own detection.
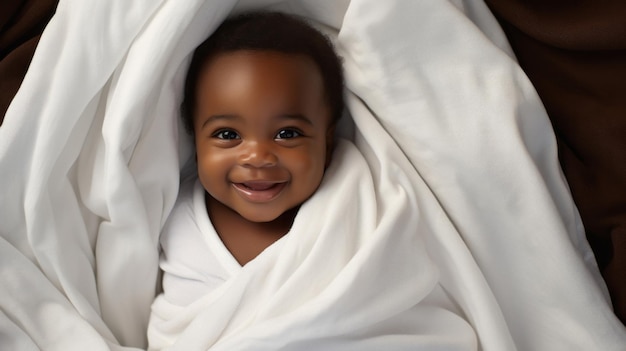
[277,114,314,126]
[200,114,239,129]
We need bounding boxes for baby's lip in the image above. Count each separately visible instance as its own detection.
[240,181,284,191]
[232,181,287,202]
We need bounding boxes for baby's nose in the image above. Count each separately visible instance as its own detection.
[238,141,278,168]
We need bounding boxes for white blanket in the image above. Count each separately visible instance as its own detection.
[1,0,624,350]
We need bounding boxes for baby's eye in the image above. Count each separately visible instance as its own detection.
[213,129,240,140]
[275,129,301,139]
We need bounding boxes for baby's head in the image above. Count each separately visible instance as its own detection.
[182,12,344,223]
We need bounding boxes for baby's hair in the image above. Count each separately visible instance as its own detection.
[181,11,344,135]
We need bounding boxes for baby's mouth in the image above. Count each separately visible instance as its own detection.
[232,181,287,202]
[241,181,280,191]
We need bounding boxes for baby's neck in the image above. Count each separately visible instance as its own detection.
[206,194,296,266]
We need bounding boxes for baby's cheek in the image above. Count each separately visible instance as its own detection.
[300,157,325,189]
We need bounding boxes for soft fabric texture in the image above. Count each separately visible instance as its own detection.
[3,0,625,327]
[0,0,58,123]
[485,0,626,323]
[149,140,475,350]
[157,178,244,308]
[1,0,625,350]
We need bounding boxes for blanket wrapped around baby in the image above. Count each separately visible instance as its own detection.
[1,0,624,350]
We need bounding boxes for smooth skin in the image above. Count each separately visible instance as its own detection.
[193,50,334,265]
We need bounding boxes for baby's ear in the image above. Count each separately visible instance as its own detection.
[324,123,336,168]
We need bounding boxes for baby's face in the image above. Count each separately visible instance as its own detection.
[193,50,332,223]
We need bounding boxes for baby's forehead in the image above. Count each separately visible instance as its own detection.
[201,50,320,87]
[203,50,320,76]
[195,51,332,122]
[202,51,327,96]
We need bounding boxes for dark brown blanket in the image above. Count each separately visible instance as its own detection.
[1,0,624,325]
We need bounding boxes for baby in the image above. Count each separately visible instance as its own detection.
[156,11,344,306]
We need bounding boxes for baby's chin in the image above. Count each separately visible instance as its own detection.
[238,206,298,226]
[240,213,280,223]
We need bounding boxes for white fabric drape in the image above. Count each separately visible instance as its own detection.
[1,0,624,350]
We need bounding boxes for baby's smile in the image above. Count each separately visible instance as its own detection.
[232,181,287,203]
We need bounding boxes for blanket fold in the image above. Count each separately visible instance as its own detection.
[148,139,478,350]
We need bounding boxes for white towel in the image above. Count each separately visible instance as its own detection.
[1,0,624,350]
